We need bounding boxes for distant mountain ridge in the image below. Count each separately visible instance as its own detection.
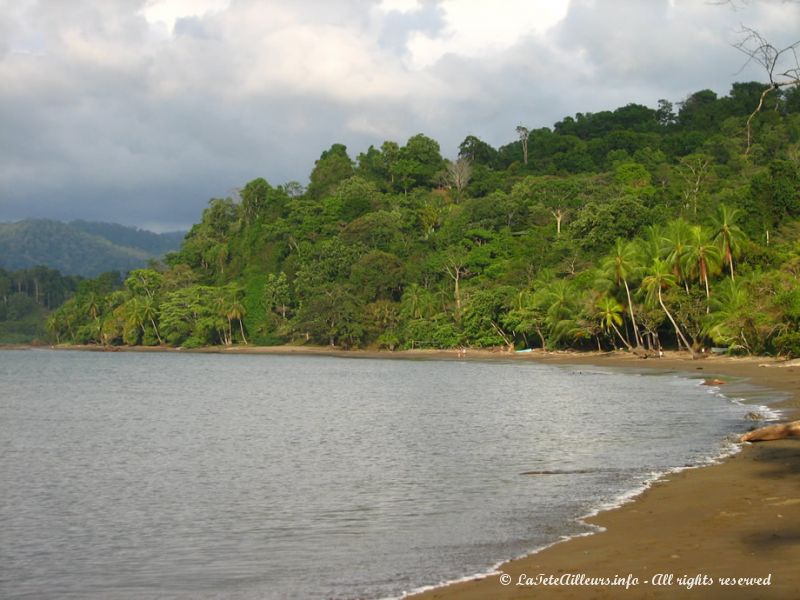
[0,219,186,277]
[69,220,186,256]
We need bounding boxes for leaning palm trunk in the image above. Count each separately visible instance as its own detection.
[725,246,735,281]
[238,319,248,345]
[490,321,515,353]
[535,327,547,351]
[150,318,163,344]
[623,279,642,347]
[658,288,693,354]
[611,321,634,351]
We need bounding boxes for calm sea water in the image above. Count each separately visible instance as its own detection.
[0,349,765,599]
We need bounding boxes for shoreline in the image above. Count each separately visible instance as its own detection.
[407,352,800,600]
[7,344,800,598]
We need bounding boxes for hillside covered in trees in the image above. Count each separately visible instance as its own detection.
[47,82,800,357]
[0,220,185,277]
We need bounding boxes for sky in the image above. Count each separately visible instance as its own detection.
[1,0,798,232]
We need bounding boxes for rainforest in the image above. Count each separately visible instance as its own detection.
[43,82,800,357]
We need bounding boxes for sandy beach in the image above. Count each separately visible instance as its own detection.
[9,344,800,598]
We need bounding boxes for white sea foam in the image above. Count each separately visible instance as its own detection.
[698,377,785,422]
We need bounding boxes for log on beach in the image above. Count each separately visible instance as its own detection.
[740,420,800,442]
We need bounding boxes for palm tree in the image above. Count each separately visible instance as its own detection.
[662,219,693,292]
[400,283,426,320]
[46,312,63,344]
[711,204,747,282]
[641,258,693,354]
[601,239,642,347]
[225,288,248,345]
[121,297,146,344]
[595,295,633,350]
[682,225,722,311]
[213,288,232,345]
[545,280,575,325]
[541,280,581,348]
[140,295,163,344]
[83,291,102,323]
[505,289,549,350]
[704,278,749,353]
[638,224,665,266]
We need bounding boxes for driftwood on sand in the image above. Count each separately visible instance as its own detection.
[740,420,800,442]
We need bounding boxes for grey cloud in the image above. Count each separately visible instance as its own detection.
[378,0,446,54]
[174,16,216,39]
[1,0,798,230]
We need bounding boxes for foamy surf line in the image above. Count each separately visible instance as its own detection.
[393,453,741,600]
[392,468,713,599]
[698,373,786,424]
[390,368,787,600]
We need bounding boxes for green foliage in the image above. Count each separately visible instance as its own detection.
[571,196,650,252]
[461,286,516,347]
[774,331,800,358]
[44,80,800,355]
[307,144,355,199]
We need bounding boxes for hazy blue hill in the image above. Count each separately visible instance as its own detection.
[69,220,185,256]
[0,219,185,277]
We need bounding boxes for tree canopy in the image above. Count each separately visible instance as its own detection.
[45,81,800,357]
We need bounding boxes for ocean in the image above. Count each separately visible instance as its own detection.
[0,349,776,599]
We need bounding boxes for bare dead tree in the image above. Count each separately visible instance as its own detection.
[444,158,473,200]
[733,27,800,154]
[536,187,577,237]
[516,125,530,165]
[551,208,567,237]
[443,250,470,318]
[677,154,712,216]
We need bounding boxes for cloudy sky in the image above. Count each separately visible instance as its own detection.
[1,0,798,231]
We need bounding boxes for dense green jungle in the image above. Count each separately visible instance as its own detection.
[25,81,800,357]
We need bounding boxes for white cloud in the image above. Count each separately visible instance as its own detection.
[406,0,569,69]
[141,0,231,32]
[379,0,421,13]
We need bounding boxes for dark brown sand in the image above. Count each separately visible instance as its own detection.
[11,344,800,598]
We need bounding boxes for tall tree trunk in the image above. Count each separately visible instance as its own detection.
[491,321,514,353]
[454,274,461,317]
[536,327,547,351]
[623,279,642,347]
[150,318,163,344]
[611,322,634,351]
[728,252,735,281]
[239,319,248,345]
[658,288,693,355]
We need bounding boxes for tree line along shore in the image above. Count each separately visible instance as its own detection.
[4,81,799,357]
